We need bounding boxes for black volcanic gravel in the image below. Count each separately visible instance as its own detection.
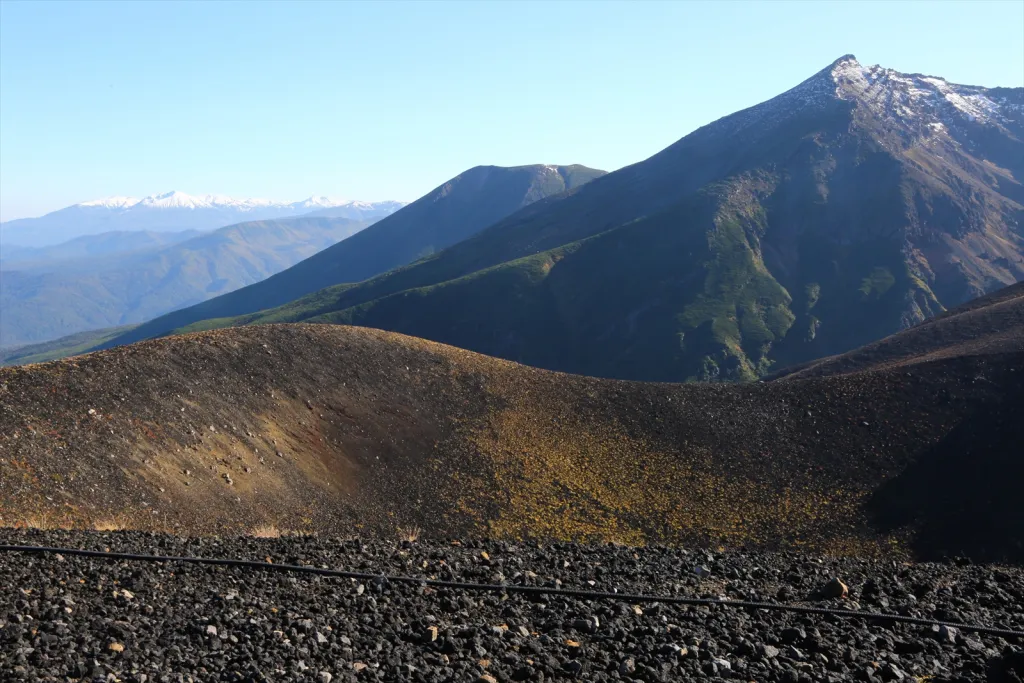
[2,530,1023,682]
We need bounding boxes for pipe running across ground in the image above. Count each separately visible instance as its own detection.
[3,543,1022,640]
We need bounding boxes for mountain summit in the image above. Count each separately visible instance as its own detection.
[166,56,1021,382]
[704,53,1020,137]
[826,54,1018,128]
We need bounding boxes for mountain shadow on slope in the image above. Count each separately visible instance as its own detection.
[867,365,1024,562]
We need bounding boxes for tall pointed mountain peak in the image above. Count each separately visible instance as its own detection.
[812,53,862,84]
[830,53,859,67]
[689,55,1022,147]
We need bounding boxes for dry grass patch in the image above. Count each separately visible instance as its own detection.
[2,512,74,530]
[249,525,283,538]
[92,518,127,532]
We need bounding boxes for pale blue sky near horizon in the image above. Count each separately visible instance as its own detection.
[1,0,1022,221]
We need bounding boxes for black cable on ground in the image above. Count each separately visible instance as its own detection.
[2,544,1022,639]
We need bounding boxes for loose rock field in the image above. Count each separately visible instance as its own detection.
[2,530,1022,682]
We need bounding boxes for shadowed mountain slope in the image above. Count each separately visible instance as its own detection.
[772,281,1024,379]
[101,164,605,350]
[1,313,1020,561]
[184,56,1024,382]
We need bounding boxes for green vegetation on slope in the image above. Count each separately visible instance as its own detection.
[182,180,789,380]
[0,325,140,366]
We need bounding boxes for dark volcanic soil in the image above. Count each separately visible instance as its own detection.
[2,530,1023,682]
[1,319,1022,561]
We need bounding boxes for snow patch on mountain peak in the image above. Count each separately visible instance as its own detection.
[72,192,373,213]
[828,60,1007,128]
[692,54,1019,147]
[135,191,281,211]
[78,196,141,209]
[296,196,345,209]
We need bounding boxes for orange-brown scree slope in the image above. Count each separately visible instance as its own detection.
[0,304,1021,561]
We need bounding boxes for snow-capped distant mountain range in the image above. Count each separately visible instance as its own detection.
[0,191,406,248]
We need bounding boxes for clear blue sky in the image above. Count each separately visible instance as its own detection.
[1,0,1022,221]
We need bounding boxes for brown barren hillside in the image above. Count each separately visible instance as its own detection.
[0,322,1021,561]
